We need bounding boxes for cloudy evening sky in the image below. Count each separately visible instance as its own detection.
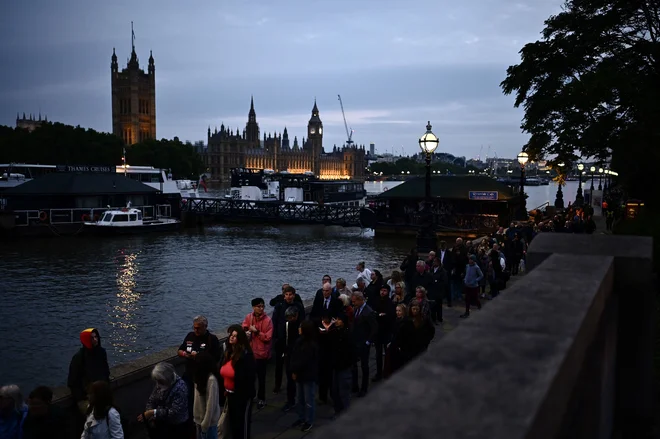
[0,0,561,159]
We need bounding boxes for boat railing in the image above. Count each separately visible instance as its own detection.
[11,204,173,226]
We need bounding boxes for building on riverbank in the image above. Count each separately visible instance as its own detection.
[111,24,156,145]
[202,98,367,184]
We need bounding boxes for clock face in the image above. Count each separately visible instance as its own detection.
[310,128,316,134]
[319,127,323,134]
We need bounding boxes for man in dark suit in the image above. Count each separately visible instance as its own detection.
[310,281,342,403]
[310,277,341,325]
[350,291,378,397]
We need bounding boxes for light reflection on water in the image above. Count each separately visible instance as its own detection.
[0,225,409,392]
[110,251,140,352]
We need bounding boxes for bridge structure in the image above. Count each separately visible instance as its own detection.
[180,197,364,227]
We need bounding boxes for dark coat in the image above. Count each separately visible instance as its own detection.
[177,330,222,378]
[399,318,435,362]
[289,339,319,383]
[309,291,342,324]
[328,326,355,370]
[272,301,305,345]
[269,293,303,307]
[373,296,396,342]
[429,266,449,300]
[22,406,68,439]
[351,304,378,346]
[67,346,110,402]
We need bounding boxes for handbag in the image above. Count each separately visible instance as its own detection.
[217,398,231,439]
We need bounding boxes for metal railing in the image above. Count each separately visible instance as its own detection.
[11,204,174,226]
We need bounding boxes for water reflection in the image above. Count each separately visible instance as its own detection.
[110,250,140,352]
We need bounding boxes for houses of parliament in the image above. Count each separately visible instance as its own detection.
[204,98,367,183]
[110,26,365,182]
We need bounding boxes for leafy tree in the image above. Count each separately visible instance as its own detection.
[501,0,660,204]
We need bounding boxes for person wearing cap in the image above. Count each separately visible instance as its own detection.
[241,298,273,410]
[460,254,484,318]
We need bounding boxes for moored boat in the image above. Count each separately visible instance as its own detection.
[84,206,181,235]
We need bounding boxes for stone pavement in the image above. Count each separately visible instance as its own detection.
[129,275,528,439]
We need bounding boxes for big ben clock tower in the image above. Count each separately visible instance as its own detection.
[308,99,323,176]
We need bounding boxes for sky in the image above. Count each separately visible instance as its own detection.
[0,0,563,159]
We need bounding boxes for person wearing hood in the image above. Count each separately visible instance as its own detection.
[67,328,110,417]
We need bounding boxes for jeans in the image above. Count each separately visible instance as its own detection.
[296,382,316,424]
[331,368,352,414]
[255,359,268,401]
[196,424,218,439]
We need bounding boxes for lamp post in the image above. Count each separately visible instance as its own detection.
[575,163,584,206]
[598,167,604,190]
[517,151,528,219]
[589,166,596,191]
[554,162,565,209]
[416,121,439,254]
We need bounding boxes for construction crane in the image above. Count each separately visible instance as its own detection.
[337,94,354,146]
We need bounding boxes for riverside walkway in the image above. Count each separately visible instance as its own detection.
[128,281,525,439]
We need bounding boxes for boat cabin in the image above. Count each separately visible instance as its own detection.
[97,208,144,225]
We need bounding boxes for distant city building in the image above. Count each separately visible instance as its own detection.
[369,143,375,156]
[203,98,366,183]
[15,113,47,132]
[110,24,156,145]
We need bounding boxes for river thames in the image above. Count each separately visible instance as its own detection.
[0,179,586,392]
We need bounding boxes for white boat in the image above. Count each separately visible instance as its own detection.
[83,206,181,235]
[115,165,202,198]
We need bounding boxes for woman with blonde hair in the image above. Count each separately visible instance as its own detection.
[386,271,404,298]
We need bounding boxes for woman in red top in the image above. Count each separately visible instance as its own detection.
[241,298,273,410]
[219,325,256,439]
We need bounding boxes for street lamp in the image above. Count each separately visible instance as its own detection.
[575,163,584,206]
[598,167,604,190]
[554,162,565,209]
[416,121,439,254]
[517,151,528,219]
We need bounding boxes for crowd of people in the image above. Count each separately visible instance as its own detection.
[0,229,531,439]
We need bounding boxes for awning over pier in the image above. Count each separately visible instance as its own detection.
[377,175,516,201]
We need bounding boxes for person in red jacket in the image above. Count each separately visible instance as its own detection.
[241,297,273,410]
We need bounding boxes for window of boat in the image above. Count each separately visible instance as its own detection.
[137,212,142,220]
[102,213,112,222]
[112,214,129,222]
[129,214,137,221]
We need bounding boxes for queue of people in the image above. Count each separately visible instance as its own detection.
[1,235,531,439]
